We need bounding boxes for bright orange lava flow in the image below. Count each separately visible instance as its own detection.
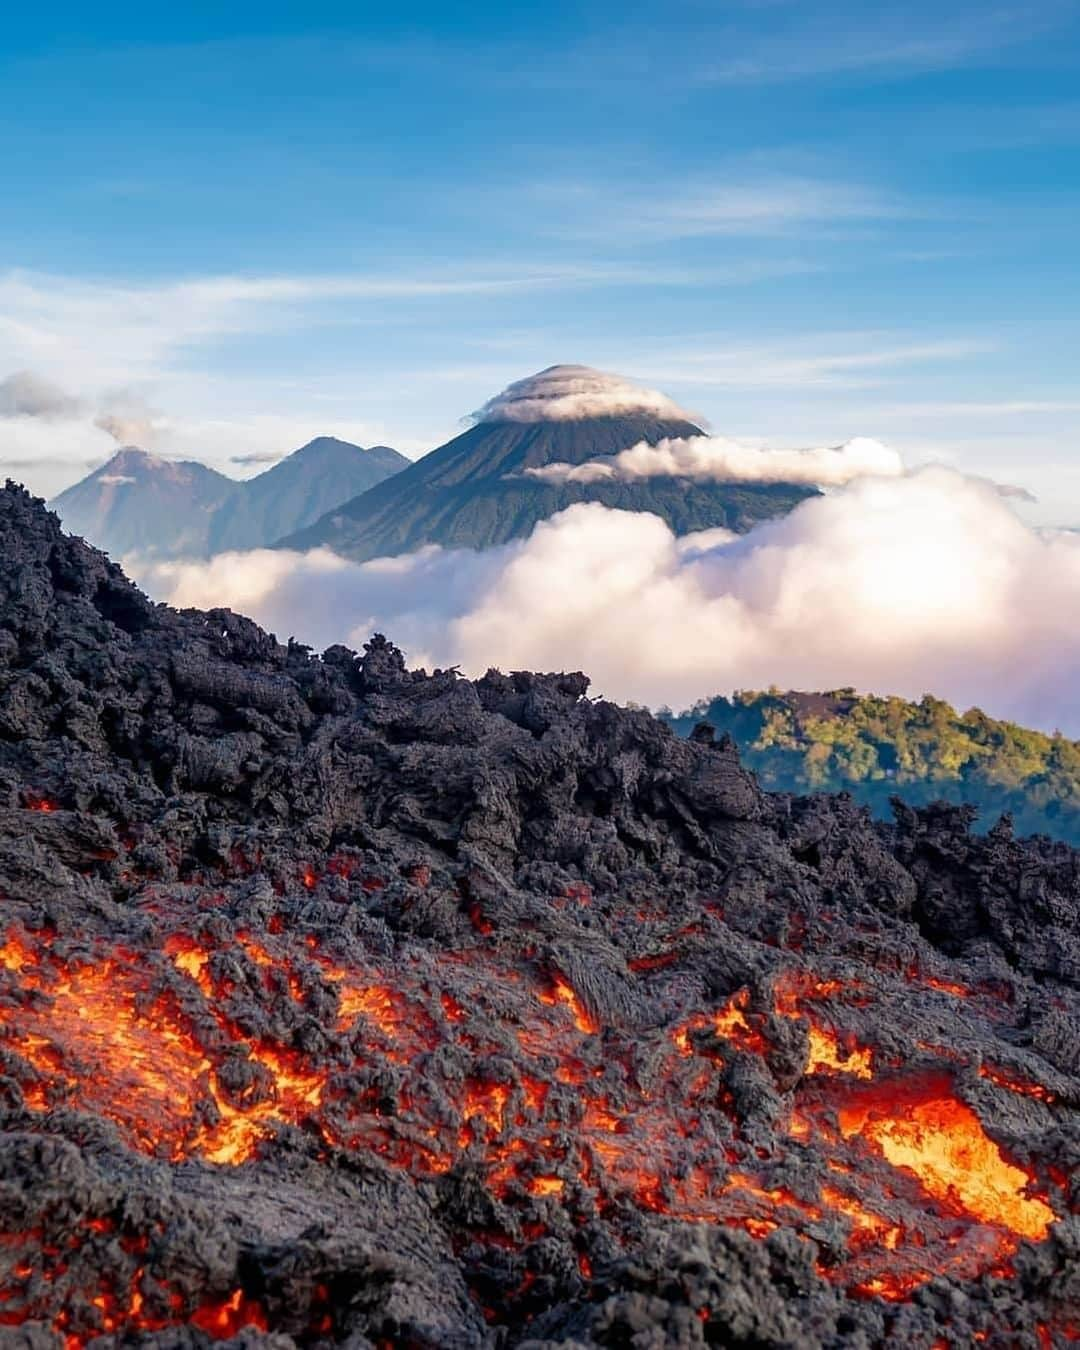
[0,924,1062,1322]
[773,973,875,1079]
[1,929,330,1164]
[837,1093,1055,1241]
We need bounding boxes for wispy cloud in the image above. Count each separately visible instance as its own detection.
[0,261,806,391]
[640,337,993,391]
[0,267,594,385]
[865,399,1080,418]
[691,4,1064,85]
[230,450,287,466]
[532,174,911,243]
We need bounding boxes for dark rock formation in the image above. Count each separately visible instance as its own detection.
[0,483,1078,1348]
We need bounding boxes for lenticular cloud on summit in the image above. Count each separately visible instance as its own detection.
[471,363,699,423]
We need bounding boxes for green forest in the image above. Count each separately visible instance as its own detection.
[663,689,1080,845]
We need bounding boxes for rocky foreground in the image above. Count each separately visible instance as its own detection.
[0,483,1077,1348]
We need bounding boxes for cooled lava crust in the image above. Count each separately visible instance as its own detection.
[0,482,1077,1349]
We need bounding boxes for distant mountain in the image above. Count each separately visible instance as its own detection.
[50,448,237,559]
[663,687,1080,845]
[50,438,407,560]
[208,437,409,553]
[279,365,817,560]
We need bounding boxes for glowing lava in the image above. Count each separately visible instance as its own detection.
[0,921,1062,1333]
[837,1092,1055,1241]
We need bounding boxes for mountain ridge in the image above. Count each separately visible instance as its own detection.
[208,436,409,552]
[50,436,408,560]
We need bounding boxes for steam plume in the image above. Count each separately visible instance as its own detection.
[93,412,161,448]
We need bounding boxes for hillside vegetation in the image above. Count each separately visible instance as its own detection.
[664,689,1080,844]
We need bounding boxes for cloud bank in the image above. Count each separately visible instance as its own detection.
[0,370,82,420]
[474,364,697,425]
[135,465,1080,737]
[525,434,903,487]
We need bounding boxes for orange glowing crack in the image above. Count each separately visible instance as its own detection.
[805,1026,874,1080]
[463,1081,510,1133]
[979,1064,1057,1104]
[335,983,400,1035]
[0,932,332,1164]
[539,974,598,1035]
[773,974,875,1079]
[819,1186,901,1250]
[672,988,767,1058]
[0,1221,266,1349]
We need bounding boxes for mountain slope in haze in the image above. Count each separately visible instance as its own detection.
[50,437,407,560]
[280,365,817,560]
[49,447,238,560]
[664,687,1080,845]
[208,436,409,552]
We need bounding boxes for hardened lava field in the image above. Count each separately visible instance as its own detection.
[0,483,1077,1348]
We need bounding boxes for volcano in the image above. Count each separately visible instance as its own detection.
[50,438,408,562]
[207,438,410,554]
[280,366,816,560]
[50,447,238,559]
[0,481,1078,1348]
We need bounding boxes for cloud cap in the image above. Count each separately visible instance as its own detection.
[473,364,698,425]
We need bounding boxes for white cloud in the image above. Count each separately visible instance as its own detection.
[525,434,902,487]
[621,179,904,241]
[134,467,1080,736]
[229,450,287,466]
[474,364,697,424]
[0,265,748,393]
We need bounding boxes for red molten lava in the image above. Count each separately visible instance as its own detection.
[0,919,1062,1336]
[837,1091,1054,1242]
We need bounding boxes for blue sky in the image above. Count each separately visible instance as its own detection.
[2,0,1079,519]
